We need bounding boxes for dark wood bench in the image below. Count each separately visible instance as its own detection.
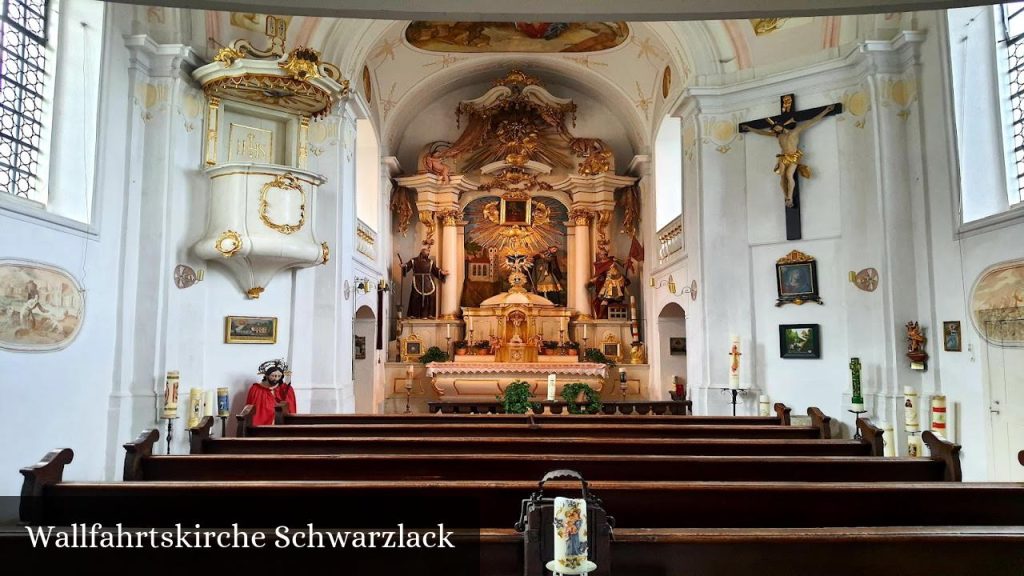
[20,450,1019,529]
[426,399,695,415]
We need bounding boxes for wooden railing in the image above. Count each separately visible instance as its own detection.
[657,215,683,263]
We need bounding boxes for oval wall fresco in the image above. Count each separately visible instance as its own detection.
[0,260,85,352]
[405,22,629,53]
[971,260,1024,347]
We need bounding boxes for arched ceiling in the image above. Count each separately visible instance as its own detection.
[130,0,991,20]
[196,11,916,158]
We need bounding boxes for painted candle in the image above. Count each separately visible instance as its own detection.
[217,387,230,417]
[849,357,865,411]
[904,386,919,432]
[187,388,203,429]
[930,395,947,438]
[162,371,179,419]
[551,497,591,574]
[728,336,740,389]
[547,374,556,401]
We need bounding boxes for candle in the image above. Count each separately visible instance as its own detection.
[217,387,230,417]
[930,395,947,438]
[547,497,596,575]
[187,388,203,429]
[561,317,566,332]
[468,318,473,332]
[203,389,216,417]
[618,367,627,383]
[673,376,685,398]
[904,386,919,432]
[907,433,922,458]
[849,358,865,411]
[406,365,415,379]
[582,324,587,339]
[446,323,451,338]
[758,395,770,416]
[547,374,556,401]
[162,371,179,419]
[882,422,896,457]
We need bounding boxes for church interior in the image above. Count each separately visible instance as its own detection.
[2,0,1024,571]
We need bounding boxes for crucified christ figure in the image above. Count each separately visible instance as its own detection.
[740,102,835,208]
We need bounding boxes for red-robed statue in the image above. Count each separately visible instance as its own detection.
[245,360,296,426]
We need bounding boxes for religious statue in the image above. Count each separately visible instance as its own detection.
[629,341,647,364]
[245,359,297,426]
[588,247,629,319]
[400,248,447,318]
[905,321,928,364]
[739,99,836,208]
[530,246,563,305]
[423,149,451,184]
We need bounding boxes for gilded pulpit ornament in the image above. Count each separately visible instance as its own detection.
[739,94,842,240]
[191,15,344,298]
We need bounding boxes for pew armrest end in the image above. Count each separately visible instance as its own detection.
[123,429,159,480]
[923,430,963,481]
[190,416,215,454]
[773,403,792,425]
[236,404,255,437]
[807,407,832,439]
[857,418,885,456]
[20,448,73,524]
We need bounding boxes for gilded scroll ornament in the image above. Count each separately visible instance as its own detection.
[419,210,436,247]
[213,46,246,66]
[595,210,613,247]
[570,208,592,226]
[440,209,462,227]
[777,250,816,265]
[279,47,323,81]
[390,186,414,236]
[215,230,243,257]
[320,242,330,265]
[618,184,641,237]
[259,174,307,235]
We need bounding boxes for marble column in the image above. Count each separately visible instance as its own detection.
[571,208,593,318]
[439,209,461,318]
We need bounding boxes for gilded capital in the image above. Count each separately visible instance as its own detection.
[440,209,462,226]
[569,208,592,226]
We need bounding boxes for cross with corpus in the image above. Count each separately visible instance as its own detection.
[738,94,842,240]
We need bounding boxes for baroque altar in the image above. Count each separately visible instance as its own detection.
[384,70,650,410]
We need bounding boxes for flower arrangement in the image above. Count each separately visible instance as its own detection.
[561,382,602,414]
[419,346,449,364]
[584,348,615,366]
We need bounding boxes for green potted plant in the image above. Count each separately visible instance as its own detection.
[584,348,615,366]
[474,340,492,355]
[542,340,559,355]
[498,380,536,414]
[419,346,449,364]
[564,341,580,356]
[453,340,468,356]
[561,382,602,414]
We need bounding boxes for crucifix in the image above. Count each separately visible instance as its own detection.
[739,94,842,240]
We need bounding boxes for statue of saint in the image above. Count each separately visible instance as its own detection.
[739,101,836,208]
[588,246,630,319]
[400,248,447,318]
[530,246,563,305]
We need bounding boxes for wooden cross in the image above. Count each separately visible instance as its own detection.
[739,94,842,240]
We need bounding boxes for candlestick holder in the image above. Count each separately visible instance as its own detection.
[718,388,749,416]
[404,377,414,414]
[848,409,867,439]
[218,415,228,437]
[468,329,475,347]
[163,417,178,454]
[558,329,565,347]
[445,335,452,360]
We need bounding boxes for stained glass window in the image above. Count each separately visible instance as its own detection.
[0,0,49,200]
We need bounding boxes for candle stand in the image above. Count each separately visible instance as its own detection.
[163,417,177,454]
[716,388,749,416]
[848,409,867,439]
[404,377,414,414]
[218,415,228,437]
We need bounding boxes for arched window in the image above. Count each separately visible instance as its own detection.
[998,2,1024,207]
[355,118,380,232]
[654,116,682,230]
[1,0,53,203]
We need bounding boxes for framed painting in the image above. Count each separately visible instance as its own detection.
[669,337,687,355]
[354,335,367,359]
[225,316,277,344]
[500,197,532,225]
[776,250,822,306]
[943,321,962,352]
[779,324,820,359]
[602,342,621,359]
[401,334,423,363]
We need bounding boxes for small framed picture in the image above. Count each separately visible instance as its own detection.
[401,335,423,363]
[602,342,620,359]
[779,324,821,359]
[354,335,367,359]
[225,316,277,344]
[669,337,687,355]
[776,250,822,306]
[943,321,962,352]
[500,197,532,225]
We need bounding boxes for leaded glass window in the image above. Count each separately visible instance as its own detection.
[1002,1,1024,205]
[0,0,49,200]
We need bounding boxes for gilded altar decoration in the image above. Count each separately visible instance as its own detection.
[320,242,330,265]
[775,250,823,307]
[750,18,788,35]
[418,210,436,246]
[215,230,243,257]
[0,260,85,352]
[259,173,306,234]
[619,184,641,237]
[390,186,414,237]
[405,22,628,54]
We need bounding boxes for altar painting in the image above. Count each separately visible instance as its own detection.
[405,22,629,53]
[972,261,1024,346]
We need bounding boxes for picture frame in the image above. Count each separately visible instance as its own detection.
[354,335,367,359]
[401,334,423,363]
[779,324,821,359]
[602,342,621,359]
[224,316,277,344]
[669,337,687,355]
[500,197,532,225]
[775,250,823,306]
[943,321,962,352]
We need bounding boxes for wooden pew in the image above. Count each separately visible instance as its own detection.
[237,423,825,439]
[426,399,694,415]
[20,451,1022,529]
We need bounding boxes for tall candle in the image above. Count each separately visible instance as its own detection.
[446,323,451,338]
[758,395,770,417]
[547,497,596,575]
[203,389,216,417]
[618,367,627,383]
[930,395,947,438]
[582,324,587,339]
[907,433,922,458]
[547,374,556,401]
[406,365,415,379]
[904,386,919,432]
[849,357,865,411]
[162,371,179,419]
[216,387,230,417]
[187,388,203,429]
[882,422,896,457]
[729,336,740,389]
